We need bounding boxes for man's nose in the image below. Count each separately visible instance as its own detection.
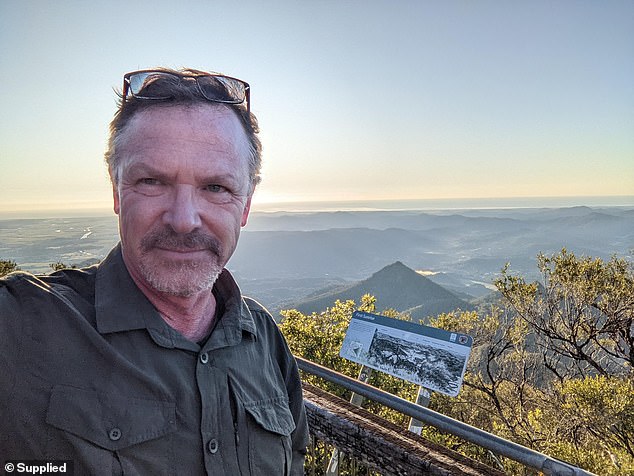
[163,185,202,234]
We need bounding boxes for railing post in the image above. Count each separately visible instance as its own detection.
[325,366,373,475]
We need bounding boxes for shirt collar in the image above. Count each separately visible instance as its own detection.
[94,244,257,347]
[95,244,157,334]
[204,264,257,350]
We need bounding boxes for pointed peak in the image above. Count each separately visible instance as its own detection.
[370,261,420,279]
[375,261,415,274]
[385,260,409,270]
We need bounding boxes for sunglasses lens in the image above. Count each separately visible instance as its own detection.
[128,73,149,95]
[196,76,247,104]
[127,72,176,98]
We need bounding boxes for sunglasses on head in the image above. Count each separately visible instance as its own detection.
[122,69,251,113]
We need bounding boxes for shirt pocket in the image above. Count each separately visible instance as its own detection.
[241,396,296,476]
[45,385,176,476]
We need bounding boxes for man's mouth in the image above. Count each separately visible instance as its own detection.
[155,246,208,253]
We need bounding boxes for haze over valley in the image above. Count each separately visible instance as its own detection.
[2,204,632,319]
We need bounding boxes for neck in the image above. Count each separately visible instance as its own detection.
[130,273,217,342]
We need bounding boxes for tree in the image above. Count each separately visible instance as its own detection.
[49,261,76,271]
[496,249,633,379]
[0,259,19,277]
[536,375,634,472]
[0,260,77,277]
[432,250,634,473]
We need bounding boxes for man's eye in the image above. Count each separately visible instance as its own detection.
[205,184,227,193]
[138,178,161,186]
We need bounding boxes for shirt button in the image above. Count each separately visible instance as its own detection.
[109,428,122,441]
[207,438,219,454]
[199,352,209,364]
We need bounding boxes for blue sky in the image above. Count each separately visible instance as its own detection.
[1,1,633,216]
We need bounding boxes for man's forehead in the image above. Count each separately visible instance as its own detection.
[119,104,251,157]
[127,104,243,135]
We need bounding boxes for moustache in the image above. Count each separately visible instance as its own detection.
[140,228,222,256]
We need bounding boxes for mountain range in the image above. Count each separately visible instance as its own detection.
[230,205,633,313]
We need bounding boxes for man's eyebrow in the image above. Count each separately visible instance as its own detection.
[199,172,241,184]
[125,163,167,178]
[125,160,154,172]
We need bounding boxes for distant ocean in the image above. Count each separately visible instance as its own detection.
[252,195,634,213]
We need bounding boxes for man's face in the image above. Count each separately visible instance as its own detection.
[112,105,253,297]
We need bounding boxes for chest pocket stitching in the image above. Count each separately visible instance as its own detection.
[242,396,295,436]
[45,384,176,451]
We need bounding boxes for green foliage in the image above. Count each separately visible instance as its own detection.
[0,260,77,277]
[0,259,20,277]
[495,249,634,378]
[279,295,418,473]
[49,261,77,271]
[439,250,634,474]
[281,250,634,475]
[537,376,634,473]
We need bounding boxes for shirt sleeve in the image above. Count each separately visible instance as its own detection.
[0,275,29,455]
[250,304,310,475]
[0,275,25,392]
[281,335,310,475]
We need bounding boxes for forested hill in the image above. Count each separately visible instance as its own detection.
[286,261,472,321]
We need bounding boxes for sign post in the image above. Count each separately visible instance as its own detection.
[408,386,432,435]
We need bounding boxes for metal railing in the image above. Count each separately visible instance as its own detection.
[297,356,597,476]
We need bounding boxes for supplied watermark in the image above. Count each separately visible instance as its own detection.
[4,461,73,475]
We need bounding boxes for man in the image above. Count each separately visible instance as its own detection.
[0,68,309,475]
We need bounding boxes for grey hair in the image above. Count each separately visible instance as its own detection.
[105,68,262,193]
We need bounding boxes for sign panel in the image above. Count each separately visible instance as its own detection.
[340,311,473,397]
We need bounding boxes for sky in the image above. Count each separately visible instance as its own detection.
[1,0,633,217]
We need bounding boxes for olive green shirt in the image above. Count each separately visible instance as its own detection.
[0,245,308,475]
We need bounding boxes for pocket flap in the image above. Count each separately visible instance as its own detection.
[243,396,295,436]
[46,385,176,451]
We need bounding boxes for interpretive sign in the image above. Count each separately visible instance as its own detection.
[340,311,473,397]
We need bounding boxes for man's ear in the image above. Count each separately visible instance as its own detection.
[241,195,252,227]
[112,181,120,215]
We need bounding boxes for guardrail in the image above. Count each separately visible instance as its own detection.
[296,356,597,476]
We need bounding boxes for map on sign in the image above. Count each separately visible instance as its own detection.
[340,311,473,397]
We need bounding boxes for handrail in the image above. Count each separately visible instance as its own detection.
[296,356,597,476]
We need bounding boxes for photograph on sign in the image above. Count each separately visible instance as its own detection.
[340,311,473,397]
